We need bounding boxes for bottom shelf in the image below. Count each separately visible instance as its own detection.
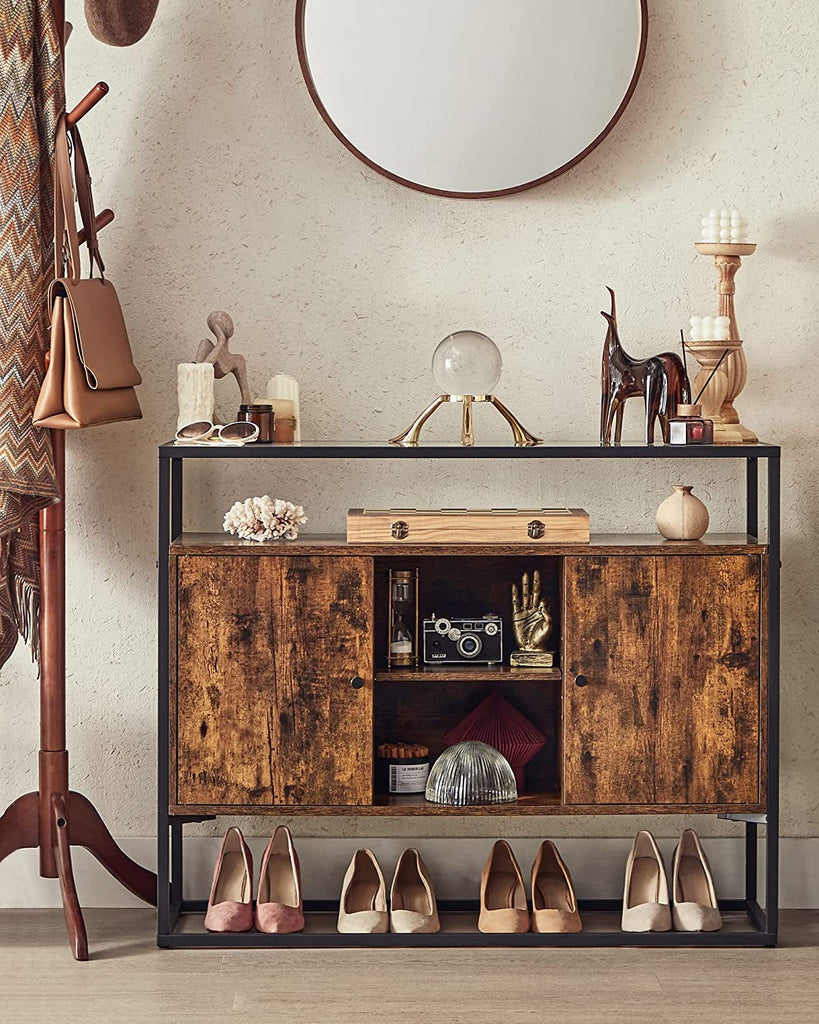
[160,900,776,948]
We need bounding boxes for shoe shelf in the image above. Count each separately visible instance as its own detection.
[163,902,774,949]
[158,440,780,949]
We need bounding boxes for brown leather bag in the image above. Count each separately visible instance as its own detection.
[33,114,142,429]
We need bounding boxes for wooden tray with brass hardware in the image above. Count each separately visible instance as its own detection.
[346,508,590,544]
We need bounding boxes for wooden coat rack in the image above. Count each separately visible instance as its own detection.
[0,0,157,960]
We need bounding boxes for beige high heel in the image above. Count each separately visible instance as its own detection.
[390,848,440,934]
[478,840,529,933]
[204,826,254,933]
[621,830,671,932]
[672,829,722,932]
[337,849,388,934]
[255,825,304,934]
[531,840,582,934]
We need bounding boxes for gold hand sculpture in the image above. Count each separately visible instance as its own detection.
[512,570,552,651]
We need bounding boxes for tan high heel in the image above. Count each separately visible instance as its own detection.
[337,849,388,934]
[672,829,722,932]
[621,830,671,932]
[478,840,529,933]
[531,840,582,933]
[255,825,304,934]
[204,826,253,933]
[390,848,440,934]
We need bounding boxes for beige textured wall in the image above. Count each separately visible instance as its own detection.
[2,0,816,845]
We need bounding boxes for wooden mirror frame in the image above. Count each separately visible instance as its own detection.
[295,0,649,199]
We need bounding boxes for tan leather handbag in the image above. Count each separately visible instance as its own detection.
[33,114,142,429]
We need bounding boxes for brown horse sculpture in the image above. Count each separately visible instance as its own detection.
[600,288,690,446]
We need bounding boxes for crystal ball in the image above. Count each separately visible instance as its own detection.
[431,331,503,396]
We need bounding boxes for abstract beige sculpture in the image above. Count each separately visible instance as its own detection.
[195,311,251,407]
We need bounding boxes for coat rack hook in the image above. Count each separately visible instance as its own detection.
[67,82,109,126]
[77,208,114,247]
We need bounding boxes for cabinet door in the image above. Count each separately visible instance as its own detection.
[175,554,373,807]
[563,554,761,807]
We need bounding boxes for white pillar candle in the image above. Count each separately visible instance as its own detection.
[689,315,704,342]
[177,362,214,430]
[267,373,301,441]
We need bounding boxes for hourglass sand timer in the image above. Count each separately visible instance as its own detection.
[388,569,419,667]
[389,331,541,447]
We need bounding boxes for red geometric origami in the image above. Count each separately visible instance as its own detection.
[444,691,546,791]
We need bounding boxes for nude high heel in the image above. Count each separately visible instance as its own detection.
[621,830,671,932]
[531,840,582,934]
[337,849,388,934]
[255,825,304,934]
[672,828,722,932]
[389,848,440,934]
[478,840,529,934]
[204,826,254,933]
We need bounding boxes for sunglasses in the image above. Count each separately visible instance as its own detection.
[174,420,260,446]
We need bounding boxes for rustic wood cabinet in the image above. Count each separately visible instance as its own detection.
[175,553,373,808]
[563,554,762,808]
[169,538,766,816]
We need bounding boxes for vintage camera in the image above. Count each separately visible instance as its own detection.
[422,614,503,664]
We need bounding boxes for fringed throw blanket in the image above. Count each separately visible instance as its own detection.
[0,0,63,667]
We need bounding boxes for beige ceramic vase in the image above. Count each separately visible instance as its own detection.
[656,485,709,541]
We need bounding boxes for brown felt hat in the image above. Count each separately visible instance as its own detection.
[84,0,159,46]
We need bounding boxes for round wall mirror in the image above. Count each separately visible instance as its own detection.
[296,0,647,198]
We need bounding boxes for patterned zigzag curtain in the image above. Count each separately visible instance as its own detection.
[0,0,64,667]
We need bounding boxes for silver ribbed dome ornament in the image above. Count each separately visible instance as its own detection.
[425,741,517,806]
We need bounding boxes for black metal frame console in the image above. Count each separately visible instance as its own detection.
[157,441,780,949]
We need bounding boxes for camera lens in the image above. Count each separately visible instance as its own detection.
[457,633,482,658]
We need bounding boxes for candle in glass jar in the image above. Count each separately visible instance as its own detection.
[270,398,296,443]
[266,374,300,441]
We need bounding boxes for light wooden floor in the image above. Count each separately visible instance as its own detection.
[0,910,817,1023]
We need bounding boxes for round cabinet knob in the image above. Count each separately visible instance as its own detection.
[574,674,588,687]
[350,675,366,689]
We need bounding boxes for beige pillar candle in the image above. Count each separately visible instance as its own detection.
[177,362,214,430]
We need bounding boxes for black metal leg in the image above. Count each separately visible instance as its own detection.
[745,820,758,903]
[765,454,780,937]
[157,455,171,940]
[746,457,758,537]
[171,818,183,906]
[171,457,183,539]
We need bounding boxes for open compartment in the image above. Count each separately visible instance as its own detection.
[373,554,563,809]
[373,554,563,678]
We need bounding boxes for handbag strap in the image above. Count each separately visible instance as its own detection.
[69,123,105,278]
[54,113,81,284]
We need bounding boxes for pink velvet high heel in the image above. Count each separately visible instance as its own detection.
[255,825,304,934]
[204,826,254,933]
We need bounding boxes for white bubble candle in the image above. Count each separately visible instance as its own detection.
[689,315,731,342]
[700,207,749,244]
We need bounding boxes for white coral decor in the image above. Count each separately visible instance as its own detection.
[223,496,307,542]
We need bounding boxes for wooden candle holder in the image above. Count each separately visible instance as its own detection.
[687,242,757,444]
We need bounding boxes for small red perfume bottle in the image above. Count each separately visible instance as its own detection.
[668,403,714,445]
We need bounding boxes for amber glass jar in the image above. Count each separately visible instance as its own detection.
[238,403,274,442]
